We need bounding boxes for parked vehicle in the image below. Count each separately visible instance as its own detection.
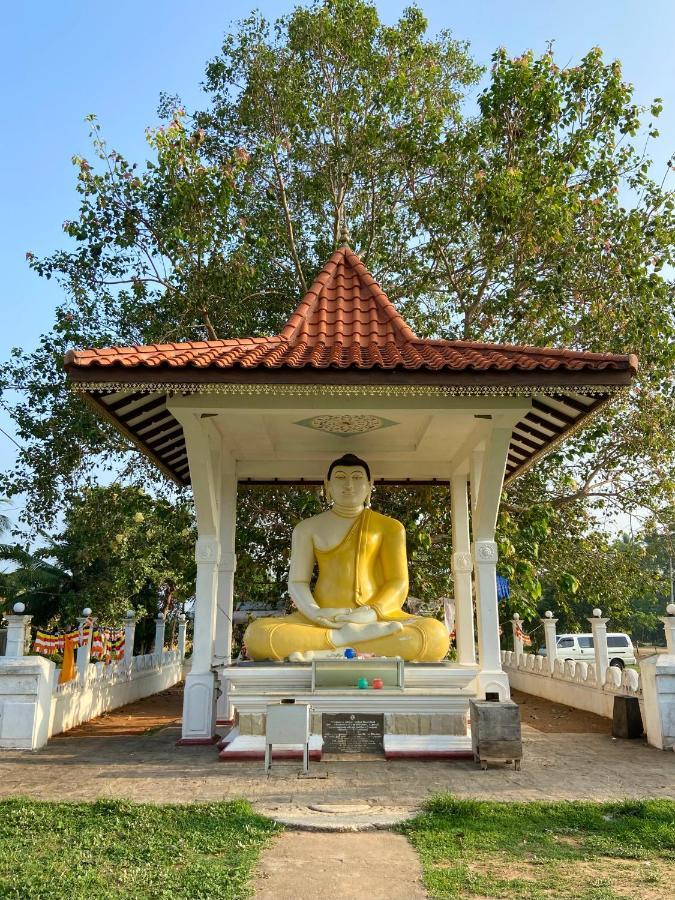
[537,633,636,669]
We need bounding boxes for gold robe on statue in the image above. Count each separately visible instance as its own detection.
[244,509,449,662]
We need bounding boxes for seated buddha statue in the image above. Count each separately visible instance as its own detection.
[243,453,450,663]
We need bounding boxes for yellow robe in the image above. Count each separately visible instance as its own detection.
[58,632,77,684]
[244,509,449,662]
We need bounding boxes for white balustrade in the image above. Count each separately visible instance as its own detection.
[500,606,646,722]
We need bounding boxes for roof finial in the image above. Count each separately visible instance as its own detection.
[338,220,351,247]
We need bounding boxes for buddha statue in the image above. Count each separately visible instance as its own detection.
[243,454,450,662]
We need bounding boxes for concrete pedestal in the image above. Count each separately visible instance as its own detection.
[0,657,55,750]
[640,653,675,750]
[179,671,218,744]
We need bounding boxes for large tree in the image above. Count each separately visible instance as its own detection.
[1,0,673,623]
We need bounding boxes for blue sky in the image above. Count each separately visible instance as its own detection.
[1,0,674,522]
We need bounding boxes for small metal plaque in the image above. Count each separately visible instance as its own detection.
[322,713,384,754]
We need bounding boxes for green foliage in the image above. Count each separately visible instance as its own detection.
[402,796,675,899]
[0,798,279,899]
[0,485,195,626]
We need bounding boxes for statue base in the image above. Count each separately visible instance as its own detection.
[215,660,480,754]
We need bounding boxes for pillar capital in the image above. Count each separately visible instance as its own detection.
[660,610,675,653]
[5,614,32,626]
[452,551,473,574]
[473,540,498,564]
[195,536,220,564]
[218,551,237,573]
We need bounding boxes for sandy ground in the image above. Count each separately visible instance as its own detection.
[52,684,184,737]
[253,832,426,900]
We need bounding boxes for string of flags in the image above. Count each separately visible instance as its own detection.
[33,624,126,661]
[514,622,532,646]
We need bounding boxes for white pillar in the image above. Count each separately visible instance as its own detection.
[214,467,237,668]
[174,411,222,744]
[588,608,610,685]
[215,465,238,723]
[471,426,512,700]
[541,611,558,676]
[662,603,675,653]
[470,450,483,514]
[177,614,187,659]
[5,606,31,658]
[473,539,508,697]
[154,614,166,666]
[76,612,94,682]
[511,614,524,659]
[451,475,476,666]
[181,535,220,742]
[123,611,137,670]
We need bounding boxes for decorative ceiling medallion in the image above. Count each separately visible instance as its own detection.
[295,414,397,437]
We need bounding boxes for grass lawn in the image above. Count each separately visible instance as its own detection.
[0,798,280,899]
[400,796,675,900]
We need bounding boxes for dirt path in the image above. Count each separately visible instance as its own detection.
[253,832,426,900]
[53,684,183,737]
[511,689,611,734]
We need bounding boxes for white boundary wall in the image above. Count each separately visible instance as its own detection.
[501,650,642,720]
[502,607,675,749]
[49,650,185,737]
[1,613,188,750]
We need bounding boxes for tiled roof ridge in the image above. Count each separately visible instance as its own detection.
[278,245,418,345]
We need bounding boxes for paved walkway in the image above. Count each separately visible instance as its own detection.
[2,714,673,819]
[253,832,426,900]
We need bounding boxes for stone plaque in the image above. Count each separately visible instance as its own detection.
[322,713,384,754]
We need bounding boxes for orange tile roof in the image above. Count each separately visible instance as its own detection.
[64,246,637,375]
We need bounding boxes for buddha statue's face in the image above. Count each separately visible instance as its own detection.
[326,465,372,510]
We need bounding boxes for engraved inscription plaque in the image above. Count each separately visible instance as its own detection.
[322,713,384,754]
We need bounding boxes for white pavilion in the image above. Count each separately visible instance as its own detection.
[65,242,637,746]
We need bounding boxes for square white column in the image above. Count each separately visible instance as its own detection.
[181,536,219,743]
[473,540,510,700]
[451,475,476,666]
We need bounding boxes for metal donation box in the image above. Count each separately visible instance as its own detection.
[311,657,404,692]
[470,698,522,771]
[265,700,311,773]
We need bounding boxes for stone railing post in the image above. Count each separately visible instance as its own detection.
[177,614,187,660]
[511,614,524,659]
[588,608,610,685]
[541,611,558,676]
[123,610,137,670]
[154,613,166,666]
[76,608,94,683]
[662,603,675,653]
[4,602,32,657]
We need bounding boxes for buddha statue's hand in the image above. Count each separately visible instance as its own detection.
[301,605,354,628]
[333,607,378,625]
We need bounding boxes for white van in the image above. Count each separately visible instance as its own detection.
[538,633,636,669]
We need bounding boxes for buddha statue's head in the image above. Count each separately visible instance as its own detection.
[325,453,373,511]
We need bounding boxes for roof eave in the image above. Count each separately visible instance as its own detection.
[64,362,635,390]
